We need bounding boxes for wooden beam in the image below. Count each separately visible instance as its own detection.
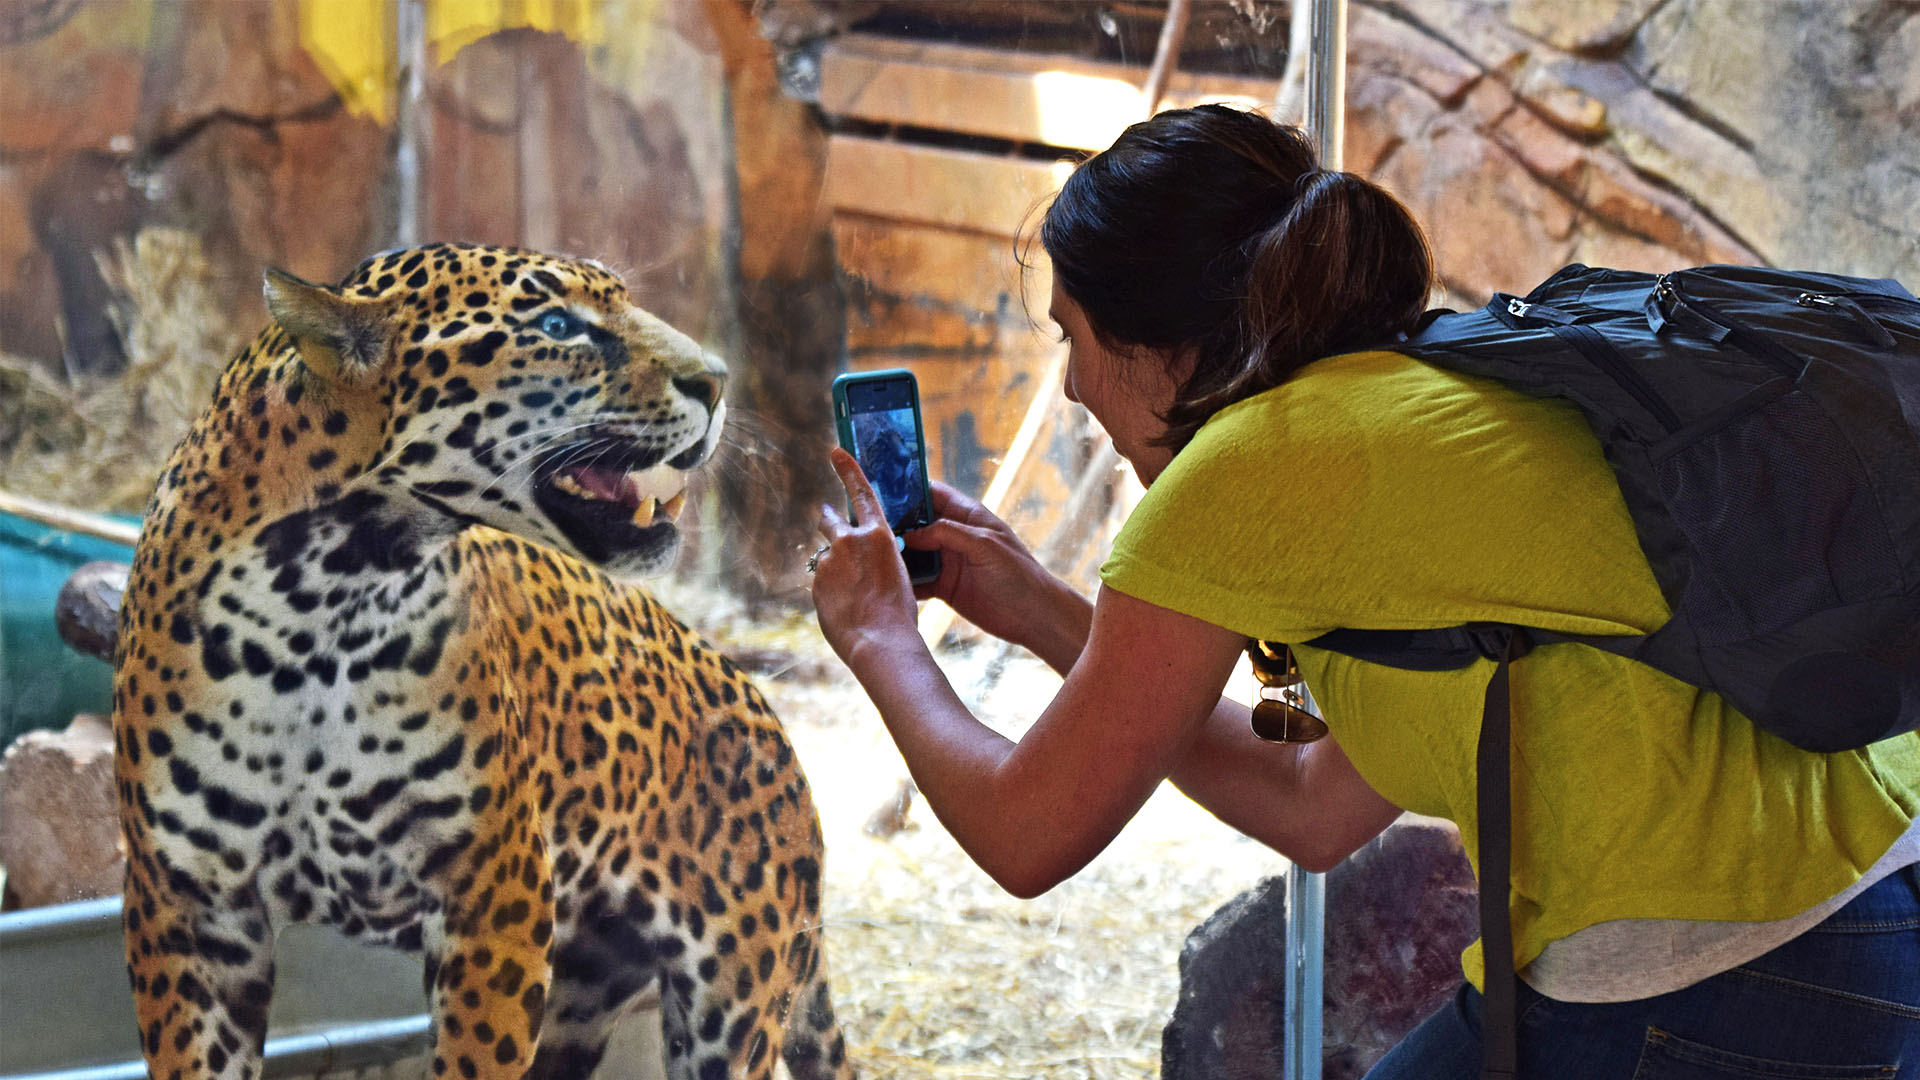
[825,135,1073,237]
[820,33,1275,152]
[0,490,141,547]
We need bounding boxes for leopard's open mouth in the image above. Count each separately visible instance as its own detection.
[531,442,691,565]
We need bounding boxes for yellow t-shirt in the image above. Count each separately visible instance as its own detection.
[1100,350,1920,988]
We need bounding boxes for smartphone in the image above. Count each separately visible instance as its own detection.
[832,368,942,586]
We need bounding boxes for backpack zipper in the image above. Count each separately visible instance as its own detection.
[1794,289,1920,309]
[1794,291,1912,349]
[1552,321,1683,435]
[1657,272,1806,379]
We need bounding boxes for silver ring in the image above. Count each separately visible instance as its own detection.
[805,544,830,573]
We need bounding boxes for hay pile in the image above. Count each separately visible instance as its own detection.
[0,229,239,513]
[655,583,1288,1079]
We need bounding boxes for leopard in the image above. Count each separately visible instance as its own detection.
[110,243,852,1080]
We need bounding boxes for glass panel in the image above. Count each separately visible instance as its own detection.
[2,2,1914,1078]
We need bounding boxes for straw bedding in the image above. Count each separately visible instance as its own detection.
[654,586,1288,1079]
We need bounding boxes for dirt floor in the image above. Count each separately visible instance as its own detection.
[657,584,1291,1080]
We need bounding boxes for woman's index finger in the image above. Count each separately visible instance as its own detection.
[829,447,886,529]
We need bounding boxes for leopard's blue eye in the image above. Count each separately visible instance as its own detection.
[536,310,585,340]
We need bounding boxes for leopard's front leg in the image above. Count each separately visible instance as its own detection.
[123,854,277,1080]
[422,810,556,1080]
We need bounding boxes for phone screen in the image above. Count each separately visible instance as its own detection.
[835,371,940,585]
[842,378,931,532]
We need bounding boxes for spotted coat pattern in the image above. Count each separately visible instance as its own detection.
[112,244,851,1080]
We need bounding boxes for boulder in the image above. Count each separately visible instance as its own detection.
[1161,819,1479,1080]
[1509,0,1664,54]
[55,560,129,664]
[0,714,124,910]
[1321,821,1481,1076]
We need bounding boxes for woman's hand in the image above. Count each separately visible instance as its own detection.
[810,448,923,668]
[904,481,1091,670]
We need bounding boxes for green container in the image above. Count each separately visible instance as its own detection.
[0,511,137,745]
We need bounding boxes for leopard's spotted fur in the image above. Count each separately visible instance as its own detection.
[112,243,851,1080]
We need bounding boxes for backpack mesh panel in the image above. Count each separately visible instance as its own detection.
[1656,389,1901,645]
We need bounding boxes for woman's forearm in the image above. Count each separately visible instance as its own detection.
[1020,577,1095,676]
[840,587,1243,899]
[841,625,1081,896]
[1169,699,1402,872]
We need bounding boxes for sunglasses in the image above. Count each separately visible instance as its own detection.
[1244,640,1329,743]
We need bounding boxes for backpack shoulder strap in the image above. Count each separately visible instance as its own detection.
[1479,631,1523,1080]
[1298,623,1532,1079]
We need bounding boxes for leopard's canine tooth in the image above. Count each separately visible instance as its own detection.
[626,464,687,505]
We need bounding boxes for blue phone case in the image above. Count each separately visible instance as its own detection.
[831,369,941,584]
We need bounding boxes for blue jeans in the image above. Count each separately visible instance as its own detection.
[1366,863,1920,1079]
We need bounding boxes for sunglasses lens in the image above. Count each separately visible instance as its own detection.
[1250,698,1330,744]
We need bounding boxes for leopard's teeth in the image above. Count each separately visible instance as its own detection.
[633,497,658,527]
[663,493,686,520]
[553,472,592,498]
[626,466,687,514]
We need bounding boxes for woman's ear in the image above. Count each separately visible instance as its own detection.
[262,268,391,384]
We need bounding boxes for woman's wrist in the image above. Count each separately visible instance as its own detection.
[842,617,936,685]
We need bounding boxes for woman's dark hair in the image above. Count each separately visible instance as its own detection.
[1039,104,1434,450]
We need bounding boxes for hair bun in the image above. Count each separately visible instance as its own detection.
[1039,106,1433,451]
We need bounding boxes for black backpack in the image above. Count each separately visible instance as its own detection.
[1298,263,1920,1080]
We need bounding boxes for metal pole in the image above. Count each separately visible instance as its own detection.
[1274,0,1313,124]
[1304,0,1347,169]
[1141,0,1193,116]
[393,0,430,248]
[1285,863,1327,1080]
[1285,11,1345,1080]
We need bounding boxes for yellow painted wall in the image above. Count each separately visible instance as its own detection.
[298,0,626,124]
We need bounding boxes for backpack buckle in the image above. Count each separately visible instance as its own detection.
[1497,296,1575,324]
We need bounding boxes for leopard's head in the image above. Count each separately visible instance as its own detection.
[264,243,725,580]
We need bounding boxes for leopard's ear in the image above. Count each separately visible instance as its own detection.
[263,268,390,383]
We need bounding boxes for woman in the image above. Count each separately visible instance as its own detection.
[807,104,1920,1077]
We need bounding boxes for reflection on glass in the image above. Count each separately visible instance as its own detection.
[849,407,925,531]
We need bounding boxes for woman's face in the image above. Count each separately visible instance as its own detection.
[1050,282,1181,485]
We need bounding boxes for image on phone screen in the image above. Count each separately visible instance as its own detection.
[848,405,927,532]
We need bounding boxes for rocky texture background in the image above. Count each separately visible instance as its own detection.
[0,1,395,381]
[1349,0,1920,303]
[0,0,751,378]
[0,0,842,598]
[770,0,1916,294]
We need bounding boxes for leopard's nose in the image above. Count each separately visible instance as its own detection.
[672,371,725,414]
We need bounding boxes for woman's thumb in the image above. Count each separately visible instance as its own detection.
[904,518,987,554]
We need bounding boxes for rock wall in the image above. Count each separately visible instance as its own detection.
[0,1,822,594]
[770,0,1916,296]
[0,1,742,381]
[3,0,1915,576]
[0,1,395,378]
[1348,0,1918,299]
